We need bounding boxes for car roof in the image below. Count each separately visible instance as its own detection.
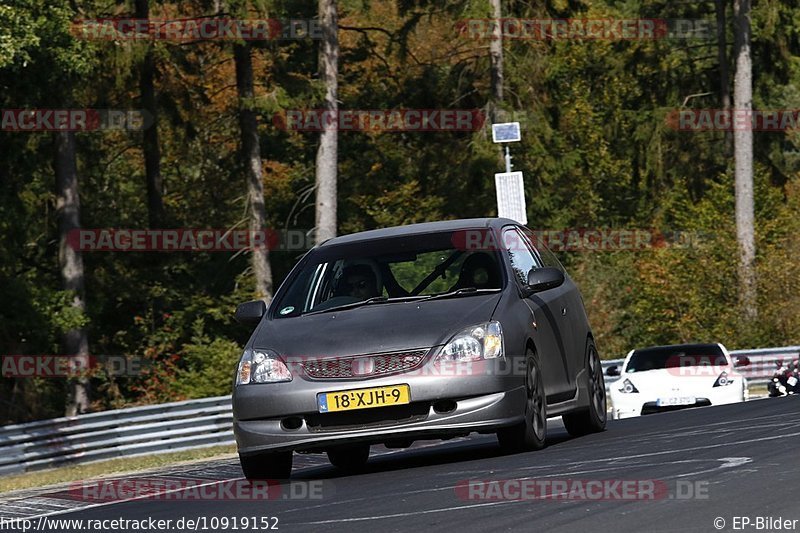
[318,218,520,247]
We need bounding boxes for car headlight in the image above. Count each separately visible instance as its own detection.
[619,378,639,393]
[713,371,732,387]
[436,321,503,363]
[236,349,292,385]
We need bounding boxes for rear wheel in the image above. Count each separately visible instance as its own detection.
[327,443,370,472]
[239,451,293,480]
[563,339,607,437]
[497,350,547,453]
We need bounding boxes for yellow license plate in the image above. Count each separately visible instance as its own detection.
[317,384,410,413]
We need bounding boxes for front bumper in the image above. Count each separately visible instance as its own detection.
[610,384,744,420]
[233,362,525,455]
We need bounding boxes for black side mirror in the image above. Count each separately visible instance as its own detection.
[525,267,565,294]
[606,365,620,377]
[734,356,750,368]
[235,300,266,325]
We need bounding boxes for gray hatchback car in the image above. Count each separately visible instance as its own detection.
[232,218,606,479]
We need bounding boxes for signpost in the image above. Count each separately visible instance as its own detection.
[491,122,527,224]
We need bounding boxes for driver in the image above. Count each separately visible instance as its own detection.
[339,265,381,300]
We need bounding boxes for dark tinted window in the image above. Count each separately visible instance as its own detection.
[625,344,728,373]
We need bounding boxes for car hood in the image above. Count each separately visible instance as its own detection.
[251,293,503,358]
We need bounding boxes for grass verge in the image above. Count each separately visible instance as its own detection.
[0,444,237,495]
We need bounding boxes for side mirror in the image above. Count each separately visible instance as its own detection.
[734,356,750,368]
[235,300,266,325]
[525,267,565,294]
[606,365,620,377]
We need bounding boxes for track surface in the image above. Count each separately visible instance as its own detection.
[3,396,799,533]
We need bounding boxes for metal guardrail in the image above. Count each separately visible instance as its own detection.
[0,396,234,476]
[2,346,798,476]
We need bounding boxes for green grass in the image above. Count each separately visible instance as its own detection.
[0,444,237,495]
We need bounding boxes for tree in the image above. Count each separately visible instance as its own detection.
[488,0,503,122]
[134,0,165,229]
[55,130,90,416]
[733,0,756,320]
[234,40,274,301]
[315,0,339,243]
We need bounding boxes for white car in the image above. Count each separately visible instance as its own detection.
[608,343,748,420]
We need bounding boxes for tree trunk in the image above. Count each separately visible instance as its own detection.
[733,0,757,320]
[234,42,273,302]
[315,0,339,243]
[135,0,165,229]
[715,0,732,156]
[489,0,504,122]
[55,131,90,416]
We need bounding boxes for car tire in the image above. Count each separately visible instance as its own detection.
[497,349,547,453]
[327,444,370,472]
[562,338,607,437]
[239,451,293,480]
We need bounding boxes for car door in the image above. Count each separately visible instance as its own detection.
[524,229,588,387]
[501,226,573,397]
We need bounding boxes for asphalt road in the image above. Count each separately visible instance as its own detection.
[6,396,800,533]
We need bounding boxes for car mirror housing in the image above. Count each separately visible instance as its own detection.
[235,300,266,325]
[606,365,620,377]
[525,267,565,295]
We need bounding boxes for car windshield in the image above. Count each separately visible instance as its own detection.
[272,230,504,318]
[625,345,729,373]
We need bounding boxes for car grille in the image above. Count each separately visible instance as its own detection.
[305,402,431,432]
[301,349,429,379]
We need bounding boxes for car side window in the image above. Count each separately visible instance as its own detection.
[522,228,566,273]
[502,227,543,286]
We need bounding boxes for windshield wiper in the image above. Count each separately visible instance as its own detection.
[306,295,427,315]
[420,287,501,302]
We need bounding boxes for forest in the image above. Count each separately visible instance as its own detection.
[1,0,799,423]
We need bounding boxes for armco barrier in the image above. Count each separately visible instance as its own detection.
[2,346,798,475]
[0,396,234,476]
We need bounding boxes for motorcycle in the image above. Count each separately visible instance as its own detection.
[768,360,800,397]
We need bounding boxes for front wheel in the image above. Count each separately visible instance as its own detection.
[239,451,293,480]
[497,350,547,453]
[562,338,607,437]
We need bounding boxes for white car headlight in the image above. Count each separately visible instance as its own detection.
[619,378,639,393]
[713,371,733,387]
[436,321,503,363]
[236,349,292,385]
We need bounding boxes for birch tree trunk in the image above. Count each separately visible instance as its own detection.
[234,41,273,302]
[55,131,90,416]
[315,0,339,243]
[733,0,757,320]
[489,0,504,122]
